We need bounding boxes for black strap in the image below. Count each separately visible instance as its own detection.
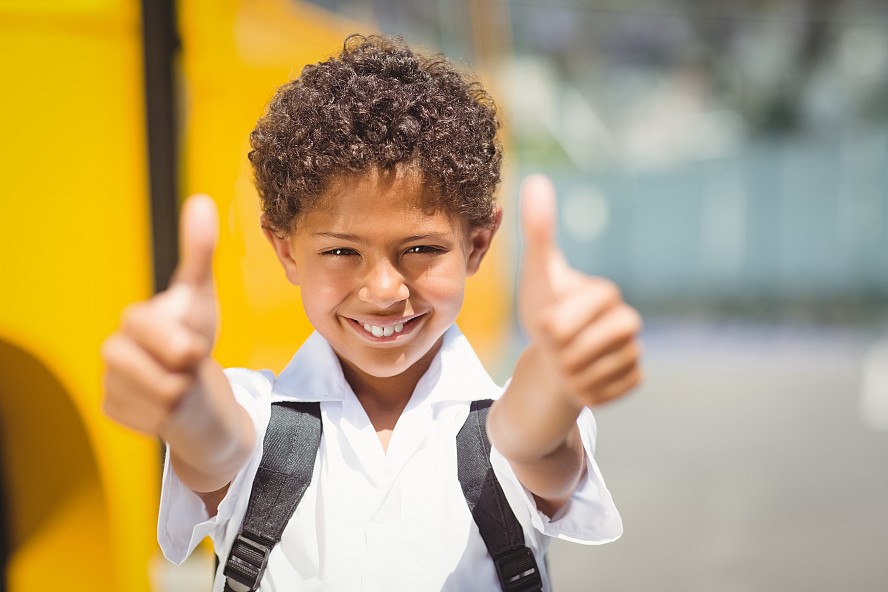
[222,401,322,592]
[457,400,544,592]
[223,398,542,592]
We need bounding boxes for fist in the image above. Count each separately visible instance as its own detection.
[101,195,219,435]
[518,175,642,407]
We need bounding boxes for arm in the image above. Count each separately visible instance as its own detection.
[101,195,254,514]
[487,176,642,516]
[488,346,586,515]
[163,358,254,501]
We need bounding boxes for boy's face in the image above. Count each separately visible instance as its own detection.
[264,167,499,380]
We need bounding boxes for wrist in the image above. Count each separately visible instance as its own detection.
[523,343,586,415]
[491,345,583,462]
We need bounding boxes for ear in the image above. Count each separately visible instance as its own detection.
[261,215,301,286]
[465,206,502,277]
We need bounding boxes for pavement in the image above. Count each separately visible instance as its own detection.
[549,320,888,592]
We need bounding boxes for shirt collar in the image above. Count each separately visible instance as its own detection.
[423,325,503,404]
[271,325,502,404]
[272,332,351,402]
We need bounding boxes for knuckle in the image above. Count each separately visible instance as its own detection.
[102,379,131,414]
[163,335,192,365]
[558,355,579,380]
[593,278,621,303]
[625,340,642,364]
[155,374,191,407]
[100,335,135,370]
[536,309,559,341]
[629,307,643,332]
[100,395,117,420]
[615,368,641,398]
[120,302,146,331]
[102,396,134,427]
[566,374,590,399]
[99,335,120,364]
[601,384,624,403]
[542,308,575,347]
[619,306,643,336]
[189,333,212,360]
[168,333,210,369]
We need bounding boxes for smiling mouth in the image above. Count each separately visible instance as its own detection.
[363,321,403,337]
[347,314,425,340]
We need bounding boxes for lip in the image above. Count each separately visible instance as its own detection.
[344,313,426,343]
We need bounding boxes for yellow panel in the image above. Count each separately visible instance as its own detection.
[0,1,156,590]
[0,0,133,19]
[6,479,110,591]
[0,343,112,591]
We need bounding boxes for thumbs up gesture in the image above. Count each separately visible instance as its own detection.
[101,195,220,435]
[518,175,642,407]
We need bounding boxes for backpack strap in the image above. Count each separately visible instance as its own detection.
[223,398,542,592]
[222,401,322,592]
[457,399,544,592]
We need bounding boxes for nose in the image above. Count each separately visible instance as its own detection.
[358,259,409,309]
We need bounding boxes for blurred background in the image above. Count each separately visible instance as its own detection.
[1,0,887,590]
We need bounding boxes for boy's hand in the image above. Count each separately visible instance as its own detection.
[518,175,642,407]
[101,195,219,435]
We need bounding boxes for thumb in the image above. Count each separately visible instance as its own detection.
[520,175,568,287]
[174,194,218,288]
[520,174,557,261]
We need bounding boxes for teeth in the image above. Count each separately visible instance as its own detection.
[361,320,408,337]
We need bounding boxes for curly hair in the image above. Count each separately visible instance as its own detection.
[249,34,503,234]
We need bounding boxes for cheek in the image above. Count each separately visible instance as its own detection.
[419,267,467,311]
[299,270,354,317]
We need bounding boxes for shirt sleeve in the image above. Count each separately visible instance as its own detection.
[490,407,623,545]
[156,369,273,565]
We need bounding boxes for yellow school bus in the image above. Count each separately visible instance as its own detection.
[0,1,509,589]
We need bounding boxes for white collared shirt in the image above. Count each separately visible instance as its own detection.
[158,325,622,591]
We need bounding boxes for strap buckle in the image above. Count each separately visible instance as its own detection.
[493,546,543,592]
[223,533,271,592]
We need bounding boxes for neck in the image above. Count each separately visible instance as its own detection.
[337,337,443,416]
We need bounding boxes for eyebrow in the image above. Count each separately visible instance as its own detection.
[312,232,455,243]
[313,232,362,241]
[401,232,455,243]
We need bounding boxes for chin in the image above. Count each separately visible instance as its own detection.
[354,351,417,378]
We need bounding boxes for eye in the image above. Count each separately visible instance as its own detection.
[322,248,358,257]
[404,245,443,255]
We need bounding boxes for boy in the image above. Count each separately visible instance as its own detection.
[102,35,641,591]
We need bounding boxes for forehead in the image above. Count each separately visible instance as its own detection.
[297,168,464,234]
